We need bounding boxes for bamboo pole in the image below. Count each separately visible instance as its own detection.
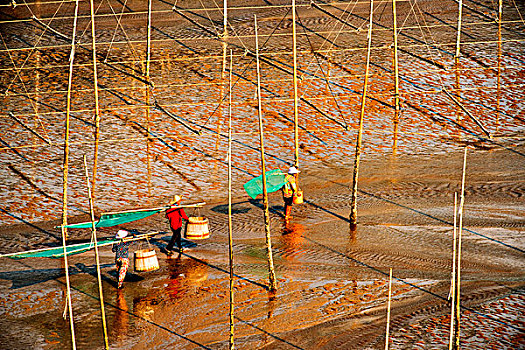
[32,4,41,207]
[325,52,331,110]
[385,267,392,350]
[255,15,277,292]
[227,49,235,350]
[83,155,109,349]
[349,0,373,227]
[213,0,228,177]
[448,192,458,350]
[496,0,502,133]
[60,1,79,348]
[89,0,101,199]
[292,0,299,167]
[454,0,463,125]
[392,0,399,154]
[455,147,468,348]
[222,0,228,77]
[145,0,153,197]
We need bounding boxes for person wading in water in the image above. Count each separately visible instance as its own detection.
[282,166,299,222]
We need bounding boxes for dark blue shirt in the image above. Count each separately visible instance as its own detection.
[112,240,132,259]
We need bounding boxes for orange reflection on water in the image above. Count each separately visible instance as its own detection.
[281,222,305,255]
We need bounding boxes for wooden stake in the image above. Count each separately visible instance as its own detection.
[90,0,101,199]
[392,0,399,154]
[83,155,109,349]
[455,0,463,61]
[349,0,374,227]
[222,0,228,78]
[454,0,463,125]
[449,192,458,350]
[61,1,79,347]
[496,0,502,133]
[385,267,392,350]
[32,12,41,199]
[456,147,468,348]
[227,49,235,350]
[292,0,299,167]
[33,0,42,156]
[255,15,277,292]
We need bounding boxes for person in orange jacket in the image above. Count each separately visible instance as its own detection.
[282,166,299,222]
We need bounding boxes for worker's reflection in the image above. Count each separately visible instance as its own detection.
[112,289,129,343]
[131,258,209,323]
[281,222,305,254]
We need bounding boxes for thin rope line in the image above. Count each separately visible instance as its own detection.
[1,22,524,53]
[3,124,512,153]
[303,0,361,77]
[195,5,292,132]
[2,56,524,89]
[0,32,51,141]
[510,0,525,24]
[198,0,220,35]
[4,0,65,94]
[407,0,447,90]
[296,10,348,129]
[103,0,143,71]
[4,80,524,122]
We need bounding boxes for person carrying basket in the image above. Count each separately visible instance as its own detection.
[165,195,189,255]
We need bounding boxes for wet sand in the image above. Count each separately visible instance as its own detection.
[0,0,524,348]
[0,147,524,349]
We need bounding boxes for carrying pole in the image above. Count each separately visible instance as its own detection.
[392,0,400,154]
[227,49,235,350]
[61,1,79,348]
[89,0,101,199]
[349,0,373,227]
[255,15,277,292]
[83,155,109,349]
[292,0,299,167]
[456,147,467,348]
[102,202,206,216]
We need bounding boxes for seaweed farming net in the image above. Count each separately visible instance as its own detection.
[7,240,117,259]
[63,210,163,229]
[243,169,287,199]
